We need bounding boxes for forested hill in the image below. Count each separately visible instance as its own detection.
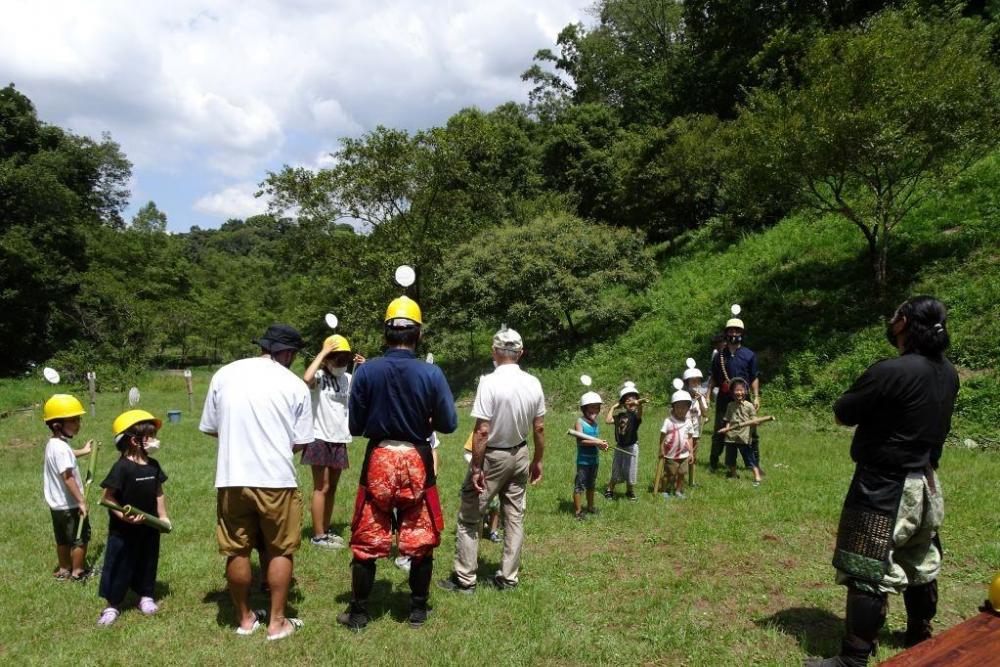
[2,1,998,440]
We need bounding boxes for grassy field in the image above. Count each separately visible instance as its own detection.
[2,374,997,666]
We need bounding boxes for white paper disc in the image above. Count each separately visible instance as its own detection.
[580,374,592,387]
[395,265,416,287]
[43,367,60,384]
[686,357,697,369]
[673,378,684,390]
[325,313,338,329]
[128,387,140,407]
[731,304,742,316]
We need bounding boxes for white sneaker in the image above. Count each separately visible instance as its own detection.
[394,556,411,571]
[325,532,346,545]
[311,535,344,549]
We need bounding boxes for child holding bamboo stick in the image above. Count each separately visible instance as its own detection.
[97,410,170,626]
[604,383,645,501]
[721,378,762,486]
[574,392,609,520]
[41,394,94,581]
[682,360,709,486]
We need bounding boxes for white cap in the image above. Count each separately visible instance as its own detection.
[619,382,639,399]
[683,367,703,380]
[671,389,693,404]
[726,318,745,330]
[580,391,603,407]
[492,325,523,352]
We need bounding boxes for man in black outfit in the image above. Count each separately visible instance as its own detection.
[808,296,959,667]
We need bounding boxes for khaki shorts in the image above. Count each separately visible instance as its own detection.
[216,487,303,557]
[665,458,690,477]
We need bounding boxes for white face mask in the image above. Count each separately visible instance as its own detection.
[328,366,348,377]
[492,359,498,368]
[144,438,161,453]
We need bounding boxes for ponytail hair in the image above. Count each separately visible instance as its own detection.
[899,295,950,357]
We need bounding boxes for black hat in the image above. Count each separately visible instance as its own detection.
[256,324,305,353]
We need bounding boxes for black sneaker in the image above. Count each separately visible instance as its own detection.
[437,575,475,595]
[336,604,370,632]
[408,605,432,628]
[488,574,517,591]
[574,512,585,521]
[626,493,637,502]
[603,489,613,500]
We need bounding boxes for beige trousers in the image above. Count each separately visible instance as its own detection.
[453,445,529,587]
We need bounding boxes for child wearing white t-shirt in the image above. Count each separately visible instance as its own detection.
[41,394,95,581]
[659,390,694,499]
[302,334,365,549]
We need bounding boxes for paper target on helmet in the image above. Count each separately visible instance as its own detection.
[686,358,697,369]
[731,304,742,316]
[580,374,592,387]
[43,367,60,384]
[325,313,339,329]
[128,387,141,407]
[672,378,684,390]
[395,265,416,287]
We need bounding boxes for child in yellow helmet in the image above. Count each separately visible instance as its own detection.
[41,394,95,581]
[301,334,366,549]
[97,410,170,626]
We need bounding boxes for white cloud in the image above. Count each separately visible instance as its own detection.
[0,0,587,224]
[193,183,269,220]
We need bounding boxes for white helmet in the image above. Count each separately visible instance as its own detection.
[619,382,639,400]
[580,391,603,407]
[671,389,693,404]
[683,367,703,380]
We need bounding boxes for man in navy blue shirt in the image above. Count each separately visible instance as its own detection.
[705,313,761,472]
[338,295,457,632]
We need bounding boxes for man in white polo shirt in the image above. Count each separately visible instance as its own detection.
[200,323,313,641]
[439,326,546,593]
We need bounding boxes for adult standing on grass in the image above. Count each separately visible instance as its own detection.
[439,326,546,594]
[337,295,457,631]
[706,309,761,471]
[199,324,313,641]
[808,297,959,667]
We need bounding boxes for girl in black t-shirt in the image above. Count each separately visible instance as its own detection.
[96,410,169,626]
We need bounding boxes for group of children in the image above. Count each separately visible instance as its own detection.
[41,394,169,626]
[571,359,762,515]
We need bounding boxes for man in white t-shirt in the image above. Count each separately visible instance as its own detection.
[440,326,546,593]
[200,323,313,641]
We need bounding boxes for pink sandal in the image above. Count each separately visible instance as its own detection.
[139,597,159,615]
[98,607,120,626]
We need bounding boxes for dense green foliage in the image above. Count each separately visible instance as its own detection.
[3,2,1000,430]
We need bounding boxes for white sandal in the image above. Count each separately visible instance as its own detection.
[234,609,267,636]
[266,617,304,641]
[97,607,120,626]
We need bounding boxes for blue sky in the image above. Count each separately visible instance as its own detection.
[1,0,586,231]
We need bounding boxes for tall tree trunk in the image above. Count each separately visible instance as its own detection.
[564,309,578,337]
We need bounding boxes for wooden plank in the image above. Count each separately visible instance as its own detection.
[879,611,1000,666]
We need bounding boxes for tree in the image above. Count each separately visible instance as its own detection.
[0,84,131,374]
[130,200,167,233]
[732,10,1000,293]
[438,212,654,347]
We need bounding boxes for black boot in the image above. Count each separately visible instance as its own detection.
[408,556,433,628]
[806,588,886,666]
[338,559,375,631]
[903,581,937,647]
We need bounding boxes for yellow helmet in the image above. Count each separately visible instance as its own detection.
[112,409,162,440]
[384,296,422,326]
[989,572,1000,613]
[43,394,86,422]
[324,334,352,352]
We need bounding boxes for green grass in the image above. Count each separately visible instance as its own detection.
[2,378,997,665]
[528,154,1000,442]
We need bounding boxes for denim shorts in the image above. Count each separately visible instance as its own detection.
[574,464,598,493]
[725,443,757,468]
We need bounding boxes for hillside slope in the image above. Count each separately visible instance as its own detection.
[533,154,1000,441]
